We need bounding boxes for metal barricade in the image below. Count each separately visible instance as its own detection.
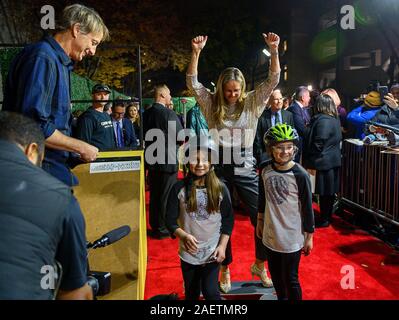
[340,140,399,226]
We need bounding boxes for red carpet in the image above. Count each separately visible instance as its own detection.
[144,192,399,300]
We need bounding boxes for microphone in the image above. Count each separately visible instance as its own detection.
[88,225,131,249]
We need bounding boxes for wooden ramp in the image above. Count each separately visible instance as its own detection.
[72,150,147,300]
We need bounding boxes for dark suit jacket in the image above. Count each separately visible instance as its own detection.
[143,103,184,172]
[287,101,311,137]
[122,118,138,148]
[253,108,294,168]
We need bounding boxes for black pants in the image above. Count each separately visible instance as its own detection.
[148,169,177,234]
[319,195,335,223]
[265,247,302,300]
[216,164,268,266]
[181,260,221,300]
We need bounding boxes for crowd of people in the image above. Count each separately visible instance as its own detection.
[146,34,399,300]
[1,2,398,301]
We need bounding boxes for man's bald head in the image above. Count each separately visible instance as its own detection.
[154,84,172,106]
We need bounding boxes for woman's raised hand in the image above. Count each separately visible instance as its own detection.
[191,35,208,53]
[263,32,280,51]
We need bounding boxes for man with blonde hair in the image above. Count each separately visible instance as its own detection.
[3,4,109,186]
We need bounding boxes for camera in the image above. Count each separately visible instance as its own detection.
[87,271,111,297]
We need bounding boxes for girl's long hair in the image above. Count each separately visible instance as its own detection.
[213,67,247,126]
[186,164,222,214]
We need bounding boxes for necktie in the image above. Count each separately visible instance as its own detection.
[300,107,309,126]
[275,112,281,125]
[116,121,124,148]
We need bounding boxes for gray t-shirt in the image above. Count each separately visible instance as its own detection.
[166,180,234,265]
[178,188,222,264]
[259,163,315,253]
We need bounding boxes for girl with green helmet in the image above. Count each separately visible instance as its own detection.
[264,123,299,165]
[257,123,315,300]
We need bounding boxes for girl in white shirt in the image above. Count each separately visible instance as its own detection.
[166,137,234,300]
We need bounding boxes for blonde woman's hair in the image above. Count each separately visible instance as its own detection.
[321,88,341,107]
[58,4,110,41]
[213,67,247,126]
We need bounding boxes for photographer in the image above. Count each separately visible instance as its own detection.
[369,86,399,128]
[0,111,92,300]
[347,91,383,139]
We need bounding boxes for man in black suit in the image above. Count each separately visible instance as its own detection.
[287,86,311,161]
[254,89,294,168]
[111,100,138,148]
[143,84,183,239]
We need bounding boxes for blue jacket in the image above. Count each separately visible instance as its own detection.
[287,101,311,137]
[347,104,381,139]
[122,118,138,148]
[3,36,77,186]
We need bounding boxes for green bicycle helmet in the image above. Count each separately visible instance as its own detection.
[264,123,299,147]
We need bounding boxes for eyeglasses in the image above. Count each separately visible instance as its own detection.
[272,145,295,152]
